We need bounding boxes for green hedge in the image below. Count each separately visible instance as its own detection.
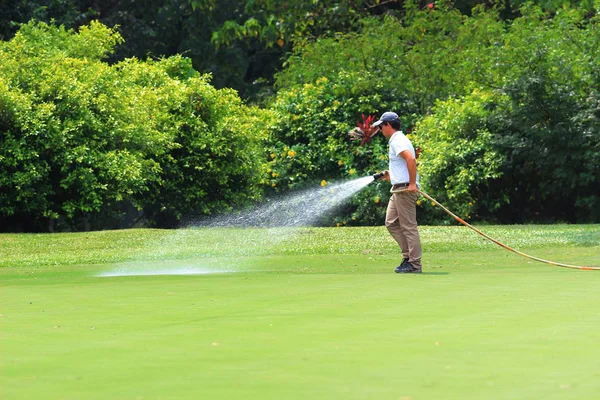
[3,3,599,231]
[0,21,274,231]
[416,5,600,223]
[267,3,600,224]
[263,75,403,226]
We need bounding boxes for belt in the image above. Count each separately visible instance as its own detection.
[392,183,410,190]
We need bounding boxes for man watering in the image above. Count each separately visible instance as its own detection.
[373,112,422,274]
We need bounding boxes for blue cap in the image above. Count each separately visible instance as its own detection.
[372,111,399,127]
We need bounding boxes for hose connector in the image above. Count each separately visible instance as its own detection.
[372,171,386,180]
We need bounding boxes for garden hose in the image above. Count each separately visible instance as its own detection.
[390,187,599,271]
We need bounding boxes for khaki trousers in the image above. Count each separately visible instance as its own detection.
[385,191,422,270]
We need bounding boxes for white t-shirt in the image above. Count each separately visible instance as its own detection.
[388,131,419,186]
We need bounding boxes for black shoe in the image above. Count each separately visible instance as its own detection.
[401,257,409,267]
[395,262,421,274]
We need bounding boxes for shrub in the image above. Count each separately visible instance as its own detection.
[416,90,506,220]
[264,75,407,226]
[0,21,273,231]
[269,3,600,224]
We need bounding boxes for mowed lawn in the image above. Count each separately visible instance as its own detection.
[2,225,600,400]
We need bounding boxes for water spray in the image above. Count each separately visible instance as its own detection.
[193,176,375,228]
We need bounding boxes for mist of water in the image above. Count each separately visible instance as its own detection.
[96,176,375,277]
[193,175,375,228]
[97,266,224,277]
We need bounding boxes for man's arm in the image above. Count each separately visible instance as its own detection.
[399,149,418,192]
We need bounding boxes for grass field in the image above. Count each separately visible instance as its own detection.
[2,225,600,399]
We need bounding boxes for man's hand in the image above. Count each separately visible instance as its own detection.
[407,183,419,193]
[382,170,390,181]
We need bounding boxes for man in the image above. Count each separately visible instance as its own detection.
[373,112,422,274]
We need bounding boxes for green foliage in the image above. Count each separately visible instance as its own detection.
[1,1,596,103]
[275,6,472,113]
[268,5,486,225]
[508,0,597,12]
[0,21,273,231]
[413,4,600,223]
[192,0,378,100]
[0,21,134,229]
[2,2,600,229]
[263,75,396,225]
[484,5,600,222]
[417,90,506,220]
[198,0,366,48]
[141,71,276,227]
[0,0,95,41]
[271,2,600,224]
[0,0,284,100]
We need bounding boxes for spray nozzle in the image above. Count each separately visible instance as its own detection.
[372,171,386,180]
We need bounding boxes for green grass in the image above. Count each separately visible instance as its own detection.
[2,225,600,399]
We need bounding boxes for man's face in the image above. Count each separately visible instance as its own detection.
[380,123,393,138]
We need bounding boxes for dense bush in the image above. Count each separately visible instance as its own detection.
[417,90,507,220]
[265,5,479,225]
[268,3,600,224]
[417,5,600,223]
[2,3,599,231]
[267,3,500,225]
[263,75,398,226]
[275,4,472,113]
[0,21,273,231]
